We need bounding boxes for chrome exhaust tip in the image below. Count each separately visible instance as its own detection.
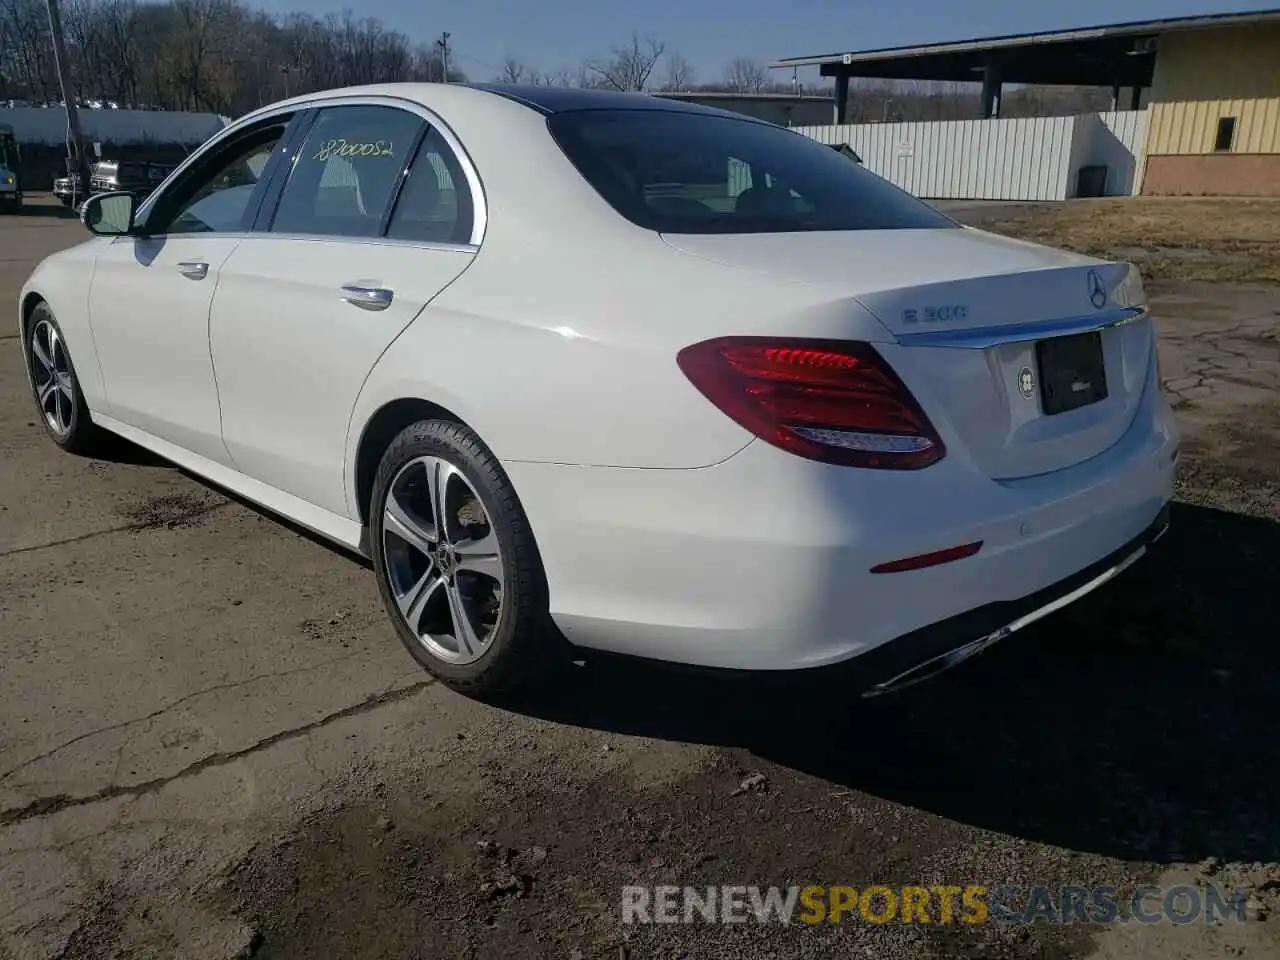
[860,628,1007,699]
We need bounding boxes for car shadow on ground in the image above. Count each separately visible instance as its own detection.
[86,432,169,467]
[511,502,1280,866]
[83,435,372,566]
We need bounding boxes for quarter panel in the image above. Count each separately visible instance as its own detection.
[345,297,756,477]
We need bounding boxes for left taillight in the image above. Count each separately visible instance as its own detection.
[676,336,945,470]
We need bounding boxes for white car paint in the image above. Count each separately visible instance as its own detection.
[19,82,1178,680]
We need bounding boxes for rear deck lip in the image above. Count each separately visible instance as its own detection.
[892,305,1147,349]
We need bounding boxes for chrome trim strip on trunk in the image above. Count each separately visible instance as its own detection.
[894,306,1147,350]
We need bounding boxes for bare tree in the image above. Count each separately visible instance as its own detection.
[544,65,578,88]
[168,0,237,111]
[500,55,540,85]
[0,0,56,101]
[0,8,1114,121]
[723,56,768,94]
[584,32,665,92]
[661,52,694,91]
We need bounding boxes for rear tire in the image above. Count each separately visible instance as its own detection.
[25,302,99,454]
[369,418,559,697]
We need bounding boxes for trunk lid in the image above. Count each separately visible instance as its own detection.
[661,228,1153,479]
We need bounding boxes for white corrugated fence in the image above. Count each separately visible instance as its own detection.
[795,110,1149,201]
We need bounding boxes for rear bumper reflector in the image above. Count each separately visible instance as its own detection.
[870,541,983,574]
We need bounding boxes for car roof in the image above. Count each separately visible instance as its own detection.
[466,83,749,119]
[235,82,765,129]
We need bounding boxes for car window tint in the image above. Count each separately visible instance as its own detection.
[152,123,287,235]
[385,130,474,245]
[547,109,956,234]
[270,105,423,238]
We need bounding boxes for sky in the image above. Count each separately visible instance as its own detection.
[247,0,1271,84]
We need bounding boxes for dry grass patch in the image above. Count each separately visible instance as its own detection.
[952,197,1280,284]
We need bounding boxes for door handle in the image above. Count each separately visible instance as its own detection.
[177,260,209,280]
[341,283,394,311]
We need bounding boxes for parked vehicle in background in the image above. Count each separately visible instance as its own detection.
[0,124,23,211]
[56,159,177,208]
[53,172,83,207]
[88,160,177,200]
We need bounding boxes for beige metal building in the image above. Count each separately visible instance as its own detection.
[1142,19,1280,195]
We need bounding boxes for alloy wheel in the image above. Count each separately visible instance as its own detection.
[381,455,505,665]
[30,318,75,438]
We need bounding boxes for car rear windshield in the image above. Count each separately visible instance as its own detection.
[546,108,956,235]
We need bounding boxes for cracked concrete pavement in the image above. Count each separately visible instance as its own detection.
[2,198,1280,959]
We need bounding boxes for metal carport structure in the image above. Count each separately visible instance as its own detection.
[771,8,1280,125]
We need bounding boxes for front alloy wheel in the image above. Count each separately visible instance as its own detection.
[30,316,76,439]
[26,303,95,453]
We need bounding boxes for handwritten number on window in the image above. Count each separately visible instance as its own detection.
[312,139,396,162]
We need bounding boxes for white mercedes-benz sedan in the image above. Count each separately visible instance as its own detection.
[20,83,1178,697]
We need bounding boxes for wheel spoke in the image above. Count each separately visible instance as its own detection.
[454,530,503,581]
[430,459,462,545]
[396,567,445,635]
[445,582,483,656]
[383,488,436,559]
[55,371,74,400]
[37,379,56,409]
[31,333,53,375]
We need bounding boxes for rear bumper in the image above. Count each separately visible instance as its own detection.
[857,502,1170,695]
[505,360,1179,672]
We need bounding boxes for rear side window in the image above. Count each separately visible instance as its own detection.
[547,109,955,234]
[271,105,423,238]
[386,130,474,245]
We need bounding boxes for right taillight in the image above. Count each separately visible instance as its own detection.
[676,336,945,470]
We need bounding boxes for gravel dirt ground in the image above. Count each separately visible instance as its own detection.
[1,195,1278,960]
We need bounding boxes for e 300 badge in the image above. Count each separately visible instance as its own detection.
[901,305,969,324]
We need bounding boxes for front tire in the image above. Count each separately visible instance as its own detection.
[25,302,98,454]
[369,418,557,697]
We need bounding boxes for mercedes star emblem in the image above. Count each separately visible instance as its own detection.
[1087,269,1108,310]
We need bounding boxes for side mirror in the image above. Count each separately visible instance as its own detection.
[81,191,137,236]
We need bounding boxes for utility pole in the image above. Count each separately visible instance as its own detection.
[436,31,451,83]
[45,0,92,201]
